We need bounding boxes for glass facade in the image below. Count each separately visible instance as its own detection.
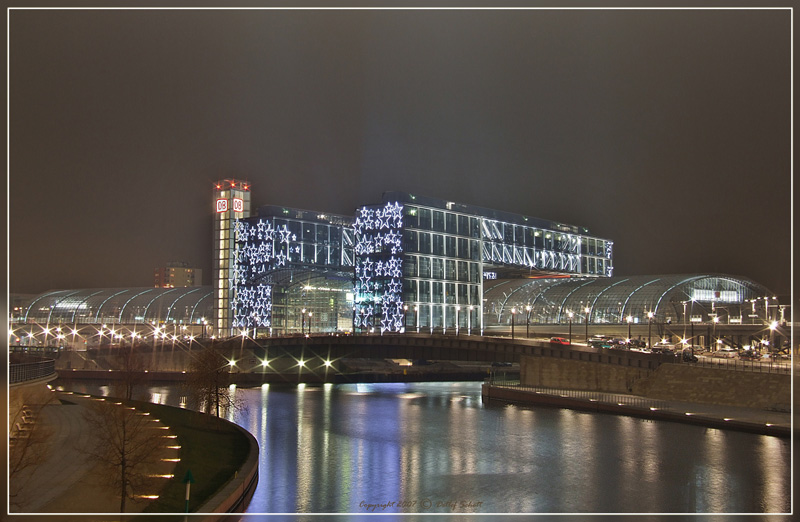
[13,287,213,326]
[482,275,774,326]
[231,205,355,335]
[354,192,615,333]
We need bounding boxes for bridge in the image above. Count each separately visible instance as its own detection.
[249,333,671,372]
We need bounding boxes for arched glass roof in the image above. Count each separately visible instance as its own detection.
[18,287,214,326]
[483,274,773,325]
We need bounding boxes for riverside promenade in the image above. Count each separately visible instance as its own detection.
[482,382,791,438]
[10,389,258,518]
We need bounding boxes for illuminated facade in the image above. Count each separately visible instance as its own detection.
[353,192,614,334]
[230,206,355,335]
[213,179,251,336]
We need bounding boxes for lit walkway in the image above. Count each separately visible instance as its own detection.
[10,391,178,514]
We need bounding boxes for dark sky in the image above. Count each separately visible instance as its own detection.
[7,6,792,296]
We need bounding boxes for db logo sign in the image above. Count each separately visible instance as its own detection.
[216,199,229,213]
[233,198,244,213]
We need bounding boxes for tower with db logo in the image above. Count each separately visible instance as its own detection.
[213,179,251,336]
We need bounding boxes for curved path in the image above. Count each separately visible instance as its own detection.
[10,391,178,514]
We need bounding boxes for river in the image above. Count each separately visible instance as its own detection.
[57,380,791,515]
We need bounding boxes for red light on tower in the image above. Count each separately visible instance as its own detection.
[231,181,236,187]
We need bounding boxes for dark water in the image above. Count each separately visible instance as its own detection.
[59,381,791,515]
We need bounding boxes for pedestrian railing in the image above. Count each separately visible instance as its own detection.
[9,358,57,385]
[488,380,669,410]
[688,356,791,375]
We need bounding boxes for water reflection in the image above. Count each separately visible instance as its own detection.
[56,381,790,514]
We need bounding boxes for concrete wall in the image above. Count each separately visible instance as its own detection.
[520,356,790,410]
[520,356,652,394]
[632,363,790,410]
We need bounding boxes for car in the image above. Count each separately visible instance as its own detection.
[715,347,737,358]
[549,337,571,346]
[681,348,698,362]
[589,340,612,349]
[739,350,760,360]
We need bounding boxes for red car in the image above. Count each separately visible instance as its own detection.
[549,337,571,346]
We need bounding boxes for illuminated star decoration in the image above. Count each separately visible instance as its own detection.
[353,201,405,333]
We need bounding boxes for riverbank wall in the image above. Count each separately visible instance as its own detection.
[519,355,790,410]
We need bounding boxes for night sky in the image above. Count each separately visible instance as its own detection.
[7,6,792,297]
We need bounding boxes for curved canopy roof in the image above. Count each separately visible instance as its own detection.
[483,274,774,325]
[18,287,214,325]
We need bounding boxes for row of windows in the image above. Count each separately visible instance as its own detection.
[402,280,480,305]
[404,206,481,238]
[582,257,611,275]
[405,304,481,329]
[404,230,481,261]
[403,256,480,284]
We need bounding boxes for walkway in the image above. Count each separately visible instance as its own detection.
[10,391,178,514]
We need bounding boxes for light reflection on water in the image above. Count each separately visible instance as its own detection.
[58,380,790,514]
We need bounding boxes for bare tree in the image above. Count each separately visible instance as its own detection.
[81,399,163,513]
[185,346,240,418]
[113,344,147,400]
[9,400,54,510]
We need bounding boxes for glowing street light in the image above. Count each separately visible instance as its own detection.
[647,311,654,349]
[585,307,591,342]
[525,305,532,338]
[511,307,517,340]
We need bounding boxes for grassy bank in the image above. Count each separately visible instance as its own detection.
[128,400,251,514]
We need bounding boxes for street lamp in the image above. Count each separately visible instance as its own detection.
[769,320,778,354]
[647,311,654,349]
[627,315,633,345]
[301,308,306,336]
[712,316,719,352]
[455,306,461,336]
[403,304,408,332]
[511,307,517,340]
[308,312,313,336]
[584,307,591,342]
[568,311,574,345]
[414,305,419,333]
[525,305,532,338]
[468,305,474,336]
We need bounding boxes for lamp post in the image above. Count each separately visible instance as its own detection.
[682,301,687,340]
[301,308,306,336]
[525,305,532,338]
[769,320,778,355]
[403,304,408,332]
[712,316,719,352]
[568,311,574,345]
[308,312,313,335]
[468,305,474,336]
[647,311,654,349]
[455,306,460,336]
[627,315,633,345]
[414,305,419,333]
[511,307,517,340]
[584,307,591,342]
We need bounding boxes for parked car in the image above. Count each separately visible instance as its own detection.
[549,337,571,346]
[715,347,737,358]
[681,347,698,362]
[739,350,760,360]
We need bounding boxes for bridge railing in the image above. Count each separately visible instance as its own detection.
[487,379,670,410]
[9,358,57,385]
[688,356,791,375]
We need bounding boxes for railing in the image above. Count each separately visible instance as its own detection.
[688,356,791,375]
[9,359,57,385]
[487,378,669,410]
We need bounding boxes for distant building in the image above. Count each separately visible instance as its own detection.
[154,262,202,288]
